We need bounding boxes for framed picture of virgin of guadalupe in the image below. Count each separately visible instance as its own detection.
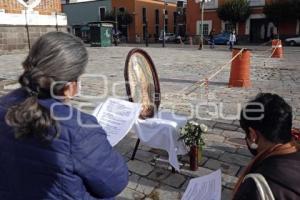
[124,48,161,120]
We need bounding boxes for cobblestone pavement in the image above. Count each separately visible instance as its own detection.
[1,44,300,200]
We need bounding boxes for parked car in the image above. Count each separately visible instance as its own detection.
[213,32,230,45]
[159,33,176,42]
[285,36,300,46]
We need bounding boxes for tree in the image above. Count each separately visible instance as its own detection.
[102,10,133,26]
[263,0,298,35]
[217,0,251,34]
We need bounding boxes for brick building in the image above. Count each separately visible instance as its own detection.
[112,0,177,43]
[186,0,300,43]
[0,0,67,53]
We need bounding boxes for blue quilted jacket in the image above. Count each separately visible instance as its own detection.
[0,89,128,200]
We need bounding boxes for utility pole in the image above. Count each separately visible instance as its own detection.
[199,0,204,50]
[196,0,211,50]
[25,8,31,49]
[162,0,167,48]
[114,7,118,46]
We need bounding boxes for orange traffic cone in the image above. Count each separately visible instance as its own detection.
[271,39,283,58]
[228,48,251,88]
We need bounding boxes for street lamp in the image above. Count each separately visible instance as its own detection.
[195,0,211,50]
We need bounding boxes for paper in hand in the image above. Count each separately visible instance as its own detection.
[93,98,141,146]
[182,169,222,200]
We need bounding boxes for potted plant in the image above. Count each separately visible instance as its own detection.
[179,121,208,171]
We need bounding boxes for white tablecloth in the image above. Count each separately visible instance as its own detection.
[133,111,188,171]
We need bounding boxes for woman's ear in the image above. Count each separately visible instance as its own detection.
[248,127,258,142]
[63,81,78,99]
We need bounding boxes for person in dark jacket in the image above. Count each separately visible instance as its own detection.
[233,93,300,200]
[0,32,128,200]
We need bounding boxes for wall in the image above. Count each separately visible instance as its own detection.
[0,0,61,15]
[0,26,67,54]
[112,0,177,42]
[0,1,67,53]
[111,0,135,42]
[186,0,297,41]
[63,0,112,26]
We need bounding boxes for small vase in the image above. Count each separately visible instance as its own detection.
[198,146,203,162]
[189,145,198,171]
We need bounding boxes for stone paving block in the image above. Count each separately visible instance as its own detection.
[127,160,154,176]
[222,188,233,200]
[180,177,191,192]
[219,152,251,167]
[134,150,156,163]
[128,173,140,190]
[237,147,253,157]
[214,122,239,131]
[204,159,240,176]
[136,177,159,195]
[222,174,238,189]
[162,173,186,188]
[180,166,213,178]
[115,136,137,156]
[138,144,152,151]
[148,168,171,181]
[116,187,145,200]
[222,130,245,139]
[203,133,225,143]
[207,128,224,135]
[152,185,181,200]
[203,147,225,159]
[206,141,237,153]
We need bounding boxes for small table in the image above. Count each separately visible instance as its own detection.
[133,111,188,171]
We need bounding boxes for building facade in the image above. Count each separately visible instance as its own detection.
[62,0,111,39]
[0,0,67,53]
[186,0,300,43]
[112,0,177,43]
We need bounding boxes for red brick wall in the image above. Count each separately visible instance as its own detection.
[186,0,297,37]
[0,0,61,15]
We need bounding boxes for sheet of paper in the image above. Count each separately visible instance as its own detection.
[182,169,222,200]
[93,98,141,146]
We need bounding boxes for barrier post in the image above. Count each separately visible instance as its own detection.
[271,39,283,58]
[228,48,252,88]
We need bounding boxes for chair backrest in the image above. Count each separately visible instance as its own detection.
[124,48,160,118]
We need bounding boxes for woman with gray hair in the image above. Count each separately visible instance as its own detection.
[0,32,128,199]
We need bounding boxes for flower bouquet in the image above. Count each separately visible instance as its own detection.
[179,121,208,171]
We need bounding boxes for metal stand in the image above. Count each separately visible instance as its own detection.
[25,9,31,49]
[131,138,176,173]
[131,139,140,160]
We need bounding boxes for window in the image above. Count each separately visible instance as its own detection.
[197,20,212,36]
[249,0,265,7]
[155,9,159,25]
[203,0,218,9]
[199,24,209,36]
[119,7,125,12]
[142,7,147,24]
[99,7,106,21]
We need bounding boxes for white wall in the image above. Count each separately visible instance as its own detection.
[0,10,67,26]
